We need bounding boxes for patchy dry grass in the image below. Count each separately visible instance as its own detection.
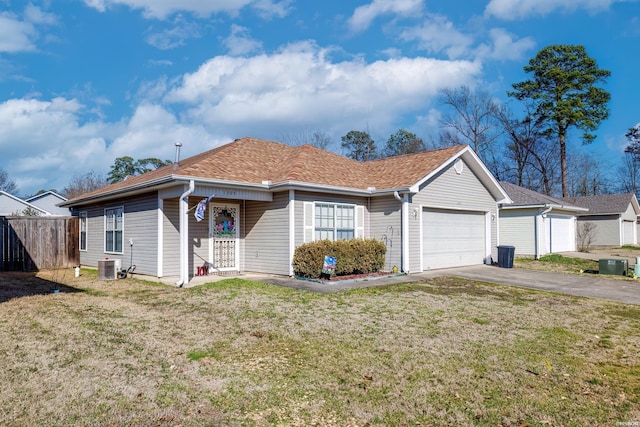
[0,269,639,426]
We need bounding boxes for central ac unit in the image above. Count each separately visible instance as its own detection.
[98,259,121,280]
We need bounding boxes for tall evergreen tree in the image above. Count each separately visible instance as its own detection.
[509,45,611,197]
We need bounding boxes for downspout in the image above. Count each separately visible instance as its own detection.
[176,180,195,287]
[540,205,552,257]
[394,191,409,273]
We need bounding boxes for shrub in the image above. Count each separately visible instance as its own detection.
[293,239,387,279]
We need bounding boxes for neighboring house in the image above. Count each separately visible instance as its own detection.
[563,193,640,247]
[25,191,70,216]
[60,137,510,284]
[498,182,588,258]
[0,191,50,216]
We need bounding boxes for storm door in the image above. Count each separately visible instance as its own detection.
[208,203,239,271]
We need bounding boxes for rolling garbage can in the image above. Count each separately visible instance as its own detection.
[497,245,515,268]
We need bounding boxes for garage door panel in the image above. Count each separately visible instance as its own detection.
[423,209,486,269]
[546,215,575,253]
[623,221,634,245]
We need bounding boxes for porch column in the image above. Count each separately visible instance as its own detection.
[177,180,194,286]
[289,190,295,276]
[401,193,410,273]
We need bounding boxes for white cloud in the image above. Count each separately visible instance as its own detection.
[107,103,224,159]
[24,4,58,25]
[0,98,111,193]
[223,24,263,56]
[0,5,58,54]
[164,41,481,136]
[0,13,37,53]
[83,0,290,20]
[400,14,474,59]
[475,28,536,61]
[0,40,484,195]
[485,0,634,20]
[145,16,201,49]
[348,0,424,33]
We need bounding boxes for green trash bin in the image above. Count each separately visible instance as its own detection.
[497,246,515,268]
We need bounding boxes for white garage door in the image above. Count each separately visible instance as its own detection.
[423,209,486,270]
[546,214,575,253]
[623,221,635,245]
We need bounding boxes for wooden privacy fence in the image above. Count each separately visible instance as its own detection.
[0,216,79,271]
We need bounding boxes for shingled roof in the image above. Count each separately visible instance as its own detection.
[562,193,640,216]
[499,182,586,211]
[63,137,504,205]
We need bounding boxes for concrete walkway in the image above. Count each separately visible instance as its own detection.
[164,262,640,305]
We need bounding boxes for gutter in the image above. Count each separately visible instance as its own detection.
[176,180,194,287]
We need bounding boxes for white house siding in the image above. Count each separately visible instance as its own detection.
[162,198,180,277]
[369,196,402,272]
[79,192,159,276]
[578,216,620,246]
[244,192,291,275]
[499,209,537,256]
[411,159,498,271]
[0,194,31,216]
[27,194,70,216]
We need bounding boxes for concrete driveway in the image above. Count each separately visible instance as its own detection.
[247,264,640,305]
[433,264,640,305]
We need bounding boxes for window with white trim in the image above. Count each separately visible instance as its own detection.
[315,203,355,240]
[79,211,87,251]
[105,207,123,253]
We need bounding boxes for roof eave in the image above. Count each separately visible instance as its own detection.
[500,203,589,212]
[269,180,374,196]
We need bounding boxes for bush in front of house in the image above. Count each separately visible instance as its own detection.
[292,238,387,279]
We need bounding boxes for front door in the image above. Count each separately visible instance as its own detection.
[209,203,239,271]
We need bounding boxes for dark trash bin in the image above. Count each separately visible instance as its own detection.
[497,245,515,268]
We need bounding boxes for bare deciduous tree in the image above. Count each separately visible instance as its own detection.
[438,86,503,178]
[577,222,596,252]
[63,171,108,199]
[0,169,18,194]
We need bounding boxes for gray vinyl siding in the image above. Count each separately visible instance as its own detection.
[79,192,159,275]
[499,209,537,256]
[578,216,620,246]
[412,159,498,271]
[189,202,210,276]
[162,198,180,276]
[244,191,290,275]
[369,196,401,272]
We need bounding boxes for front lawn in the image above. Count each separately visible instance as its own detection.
[0,270,638,426]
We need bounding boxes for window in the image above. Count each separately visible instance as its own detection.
[105,207,123,253]
[79,212,87,251]
[315,203,355,241]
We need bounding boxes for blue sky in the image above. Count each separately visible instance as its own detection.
[0,0,638,196]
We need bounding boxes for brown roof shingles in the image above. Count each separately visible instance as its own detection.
[67,137,466,202]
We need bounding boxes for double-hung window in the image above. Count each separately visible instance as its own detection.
[79,212,87,251]
[105,207,123,253]
[314,203,355,241]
